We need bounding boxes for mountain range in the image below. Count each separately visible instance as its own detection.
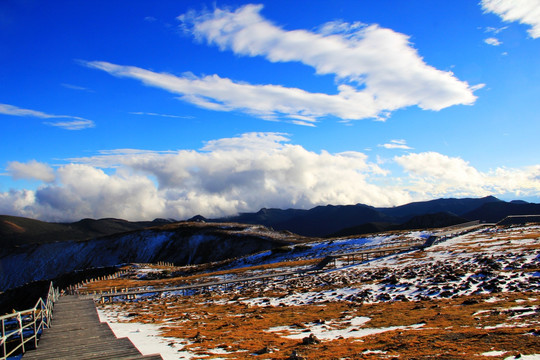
[2,196,540,247]
[199,196,540,237]
[1,195,539,293]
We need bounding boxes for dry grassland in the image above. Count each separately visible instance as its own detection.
[99,291,539,359]
[85,225,540,359]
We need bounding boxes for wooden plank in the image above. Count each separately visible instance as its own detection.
[22,296,163,360]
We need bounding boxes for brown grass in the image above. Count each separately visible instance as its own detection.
[80,259,319,294]
[99,291,540,359]
[92,225,540,359]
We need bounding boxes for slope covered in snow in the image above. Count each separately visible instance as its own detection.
[0,222,301,291]
[75,223,540,359]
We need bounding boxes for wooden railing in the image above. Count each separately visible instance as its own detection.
[0,282,59,360]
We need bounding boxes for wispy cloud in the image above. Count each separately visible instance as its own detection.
[485,37,502,46]
[0,103,95,130]
[485,25,509,34]
[84,60,372,124]
[180,5,480,111]
[84,4,479,125]
[1,103,59,118]
[61,83,93,92]
[379,139,413,150]
[481,0,540,39]
[44,120,95,130]
[129,111,194,119]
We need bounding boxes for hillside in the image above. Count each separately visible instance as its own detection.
[212,196,537,237]
[3,196,538,245]
[0,222,306,291]
[0,215,170,247]
[328,212,468,238]
[463,201,540,223]
[72,223,540,359]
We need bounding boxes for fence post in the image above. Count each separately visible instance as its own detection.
[18,313,25,354]
[33,308,38,349]
[2,317,6,358]
[41,299,46,329]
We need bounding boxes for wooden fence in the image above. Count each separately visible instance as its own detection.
[0,282,59,360]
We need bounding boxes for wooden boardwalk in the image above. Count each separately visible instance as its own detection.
[22,296,163,360]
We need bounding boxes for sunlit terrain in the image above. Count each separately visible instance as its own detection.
[74,224,540,359]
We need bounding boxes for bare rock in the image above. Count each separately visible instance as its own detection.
[302,333,321,345]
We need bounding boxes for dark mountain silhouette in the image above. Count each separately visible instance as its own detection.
[462,201,540,223]
[214,196,510,237]
[328,212,469,238]
[188,215,208,222]
[0,215,173,247]
[375,196,503,222]
[396,212,469,230]
[2,196,538,246]
[279,204,392,237]
[223,207,309,227]
[217,204,392,237]
[327,222,396,238]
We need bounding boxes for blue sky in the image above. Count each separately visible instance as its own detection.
[1,0,539,221]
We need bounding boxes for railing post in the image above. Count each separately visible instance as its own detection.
[33,308,38,349]
[41,299,45,329]
[18,313,25,354]
[2,317,6,358]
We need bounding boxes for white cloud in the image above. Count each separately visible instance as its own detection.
[484,37,502,45]
[379,139,413,150]
[0,133,409,221]
[0,103,58,118]
[180,5,479,111]
[481,0,540,39]
[395,152,540,198]
[84,60,381,123]
[485,25,508,34]
[85,4,479,124]
[44,119,95,130]
[7,160,55,183]
[130,111,194,119]
[2,135,538,222]
[0,103,95,130]
[61,83,93,92]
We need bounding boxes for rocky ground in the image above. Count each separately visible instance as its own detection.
[79,224,540,359]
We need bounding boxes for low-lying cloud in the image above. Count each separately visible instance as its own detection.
[1,133,539,222]
[395,152,540,198]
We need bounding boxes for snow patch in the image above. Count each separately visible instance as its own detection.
[97,308,197,360]
[483,350,508,356]
[266,316,424,341]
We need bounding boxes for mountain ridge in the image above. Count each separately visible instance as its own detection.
[3,196,539,244]
[209,195,532,237]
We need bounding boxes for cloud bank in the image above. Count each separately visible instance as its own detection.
[1,133,539,222]
[85,4,479,124]
[481,0,540,39]
[0,103,95,130]
[395,152,540,198]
